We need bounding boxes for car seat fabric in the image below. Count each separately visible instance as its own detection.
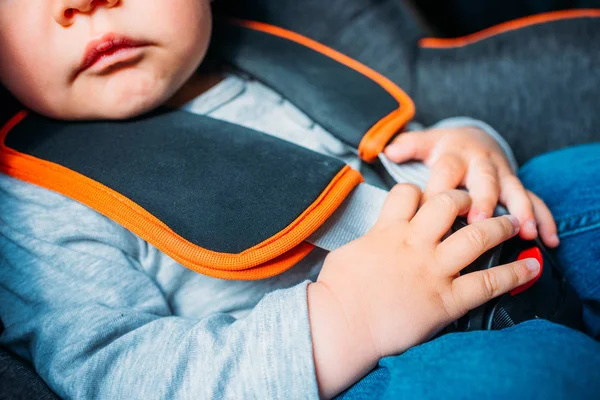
[1,110,362,280]
[415,10,600,163]
[218,2,600,163]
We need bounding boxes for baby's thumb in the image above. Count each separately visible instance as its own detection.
[384,131,430,163]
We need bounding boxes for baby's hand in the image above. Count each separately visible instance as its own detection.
[308,185,540,398]
[384,126,559,247]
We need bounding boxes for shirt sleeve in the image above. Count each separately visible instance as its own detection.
[0,176,319,400]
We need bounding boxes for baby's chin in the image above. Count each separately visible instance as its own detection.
[87,93,166,120]
[42,68,180,121]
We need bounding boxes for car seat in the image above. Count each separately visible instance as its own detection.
[1,1,599,398]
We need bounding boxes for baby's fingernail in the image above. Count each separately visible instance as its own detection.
[506,215,520,233]
[550,234,560,246]
[525,219,538,234]
[525,258,540,273]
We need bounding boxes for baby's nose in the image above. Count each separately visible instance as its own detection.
[54,0,120,27]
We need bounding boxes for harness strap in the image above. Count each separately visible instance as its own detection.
[308,156,430,251]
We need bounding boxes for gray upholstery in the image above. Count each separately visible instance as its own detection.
[415,16,600,163]
[217,0,600,163]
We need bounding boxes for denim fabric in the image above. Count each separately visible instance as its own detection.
[519,143,600,337]
[340,143,600,400]
[0,348,58,400]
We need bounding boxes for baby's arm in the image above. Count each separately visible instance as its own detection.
[0,177,319,399]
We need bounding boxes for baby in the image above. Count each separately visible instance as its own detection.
[0,1,561,398]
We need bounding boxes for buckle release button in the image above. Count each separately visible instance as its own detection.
[510,247,544,296]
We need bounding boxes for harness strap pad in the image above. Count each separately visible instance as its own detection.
[0,110,362,280]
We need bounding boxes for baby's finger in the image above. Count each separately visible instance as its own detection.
[499,174,537,240]
[448,258,540,316]
[375,184,422,227]
[424,154,466,200]
[410,190,472,242]
[528,191,560,248]
[436,215,520,274]
[384,132,432,163]
[465,157,500,223]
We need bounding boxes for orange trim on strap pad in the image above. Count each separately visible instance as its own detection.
[420,9,600,48]
[231,19,416,163]
[0,111,364,280]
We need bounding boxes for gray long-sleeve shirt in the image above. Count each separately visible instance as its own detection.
[0,75,515,399]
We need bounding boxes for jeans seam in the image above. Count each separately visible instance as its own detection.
[556,209,600,238]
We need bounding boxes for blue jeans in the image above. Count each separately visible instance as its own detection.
[340,143,600,399]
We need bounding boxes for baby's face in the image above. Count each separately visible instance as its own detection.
[0,0,212,120]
